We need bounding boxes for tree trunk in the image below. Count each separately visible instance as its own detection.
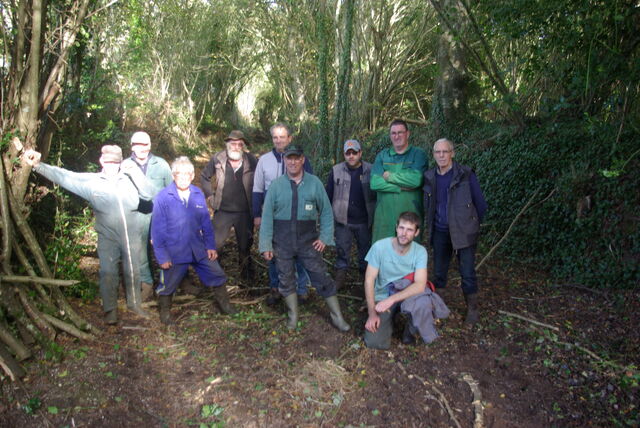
[333,0,355,162]
[431,0,468,134]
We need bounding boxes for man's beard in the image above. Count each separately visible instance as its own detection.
[227,149,242,161]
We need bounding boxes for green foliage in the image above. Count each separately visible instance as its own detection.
[454,119,639,288]
[43,202,97,300]
[22,397,42,415]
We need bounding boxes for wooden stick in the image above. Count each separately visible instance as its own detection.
[0,343,26,380]
[0,274,79,286]
[476,185,543,270]
[461,373,484,428]
[0,322,31,361]
[498,309,559,331]
[395,357,462,428]
[15,286,56,340]
[41,313,95,341]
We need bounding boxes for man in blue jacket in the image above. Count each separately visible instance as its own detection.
[423,138,487,324]
[151,156,236,325]
[259,145,350,332]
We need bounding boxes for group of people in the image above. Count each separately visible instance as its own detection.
[22,119,486,349]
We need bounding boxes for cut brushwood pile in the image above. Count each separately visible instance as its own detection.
[0,139,96,381]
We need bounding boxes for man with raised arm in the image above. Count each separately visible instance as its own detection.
[23,146,153,324]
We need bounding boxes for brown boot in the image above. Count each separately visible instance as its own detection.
[464,293,480,325]
[334,269,347,290]
[158,295,174,325]
[141,282,155,302]
[212,285,237,315]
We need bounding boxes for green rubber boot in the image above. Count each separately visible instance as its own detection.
[325,296,350,332]
[284,293,299,330]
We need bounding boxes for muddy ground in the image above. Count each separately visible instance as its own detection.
[1,246,638,428]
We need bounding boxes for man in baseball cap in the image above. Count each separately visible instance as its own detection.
[121,131,173,301]
[325,139,376,289]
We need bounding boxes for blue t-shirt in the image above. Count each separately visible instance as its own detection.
[365,237,428,302]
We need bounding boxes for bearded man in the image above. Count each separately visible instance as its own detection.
[201,130,258,284]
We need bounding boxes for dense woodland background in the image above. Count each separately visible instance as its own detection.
[1,0,638,298]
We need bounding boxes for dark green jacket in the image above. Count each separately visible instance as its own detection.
[259,172,334,253]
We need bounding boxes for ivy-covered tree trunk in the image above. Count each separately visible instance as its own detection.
[314,0,332,162]
[333,0,355,162]
[431,0,468,135]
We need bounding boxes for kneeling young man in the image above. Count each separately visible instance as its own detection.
[364,211,428,349]
[151,156,236,325]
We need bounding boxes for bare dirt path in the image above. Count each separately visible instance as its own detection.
[1,253,638,427]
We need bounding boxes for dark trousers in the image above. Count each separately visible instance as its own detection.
[334,222,371,273]
[268,259,310,295]
[432,228,478,295]
[212,210,252,265]
[274,243,336,298]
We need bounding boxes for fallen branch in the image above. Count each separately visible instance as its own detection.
[551,283,610,301]
[0,343,26,380]
[476,185,543,270]
[0,275,79,286]
[498,309,559,331]
[461,372,484,428]
[0,322,31,361]
[41,313,95,341]
[395,355,461,428]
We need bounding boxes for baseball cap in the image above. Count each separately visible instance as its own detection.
[343,139,361,153]
[131,131,151,146]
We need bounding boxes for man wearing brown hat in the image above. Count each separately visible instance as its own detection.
[23,145,155,324]
[200,130,258,284]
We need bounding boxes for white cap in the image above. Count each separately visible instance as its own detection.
[130,131,151,145]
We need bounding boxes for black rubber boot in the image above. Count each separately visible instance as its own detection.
[402,315,416,345]
[159,295,174,325]
[212,286,237,315]
[283,293,299,330]
[464,293,480,325]
[325,296,350,332]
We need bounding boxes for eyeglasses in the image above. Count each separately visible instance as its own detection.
[285,156,304,162]
[433,150,452,155]
[345,150,359,156]
[390,131,406,137]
